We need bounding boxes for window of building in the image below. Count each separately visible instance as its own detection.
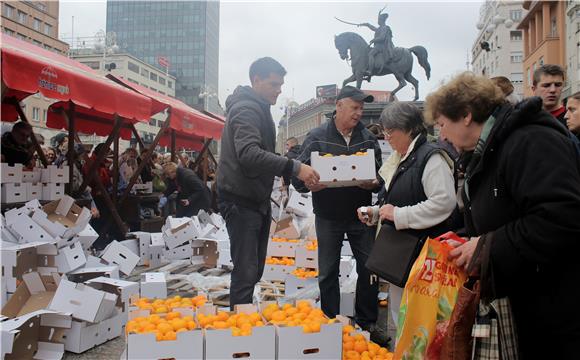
[158,77,166,86]
[510,31,522,41]
[150,87,157,92]
[128,62,139,74]
[32,40,42,47]
[150,72,158,81]
[168,81,173,89]
[44,23,52,36]
[17,33,26,41]
[510,10,522,21]
[510,53,523,63]
[149,118,156,126]
[42,109,47,122]
[550,17,557,37]
[510,72,523,84]
[141,68,149,78]
[33,18,41,31]
[4,28,15,36]
[32,107,40,122]
[527,67,531,85]
[539,56,544,66]
[4,4,14,18]
[17,10,27,24]
[81,61,100,70]
[128,78,138,84]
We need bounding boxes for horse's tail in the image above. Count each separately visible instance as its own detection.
[410,46,431,80]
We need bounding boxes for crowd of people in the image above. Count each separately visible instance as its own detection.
[218,58,580,358]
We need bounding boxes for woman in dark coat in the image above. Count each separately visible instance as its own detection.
[424,72,580,358]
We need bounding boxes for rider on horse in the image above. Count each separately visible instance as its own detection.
[358,10,394,76]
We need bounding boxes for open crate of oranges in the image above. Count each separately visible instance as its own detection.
[342,324,394,360]
[311,149,377,188]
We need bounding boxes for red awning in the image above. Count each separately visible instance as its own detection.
[1,34,154,126]
[106,74,224,140]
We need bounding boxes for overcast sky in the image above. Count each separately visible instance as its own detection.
[60,0,482,122]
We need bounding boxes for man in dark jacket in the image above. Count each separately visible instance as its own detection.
[1,121,33,166]
[217,57,319,308]
[282,137,301,187]
[163,162,210,217]
[532,64,567,126]
[292,86,386,344]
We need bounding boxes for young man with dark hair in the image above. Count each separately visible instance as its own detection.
[532,64,566,126]
[218,57,319,308]
[1,121,33,166]
[565,91,580,139]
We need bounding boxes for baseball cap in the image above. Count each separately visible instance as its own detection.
[337,86,374,103]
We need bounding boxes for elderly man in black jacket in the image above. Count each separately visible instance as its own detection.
[217,57,319,308]
[163,162,210,217]
[292,86,386,345]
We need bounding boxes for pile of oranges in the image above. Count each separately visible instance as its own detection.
[342,325,393,360]
[126,312,197,341]
[265,256,295,265]
[197,311,265,336]
[321,152,367,158]
[133,295,207,313]
[305,240,318,251]
[271,237,300,243]
[292,267,318,279]
[261,301,336,333]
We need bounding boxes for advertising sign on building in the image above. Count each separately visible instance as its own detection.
[316,84,338,98]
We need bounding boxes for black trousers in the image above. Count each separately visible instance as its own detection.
[219,200,271,308]
[316,216,378,326]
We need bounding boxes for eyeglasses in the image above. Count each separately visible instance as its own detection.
[383,129,395,139]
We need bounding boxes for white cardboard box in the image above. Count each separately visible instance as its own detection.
[311,149,376,188]
[41,165,69,183]
[340,292,355,317]
[273,217,300,239]
[7,212,57,243]
[67,266,120,283]
[40,183,65,201]
[54,242,86,273]
[140,272,167,299]
[48,279,117,323]
[1,183,27,203]
[163,220,196,249]
[339,257,355,284]
[3,199,41,226]
[130,181,152,194]
[32,196,91,240]
[126,327,203,360]
[285,192,313,217]
[85,277,139,311]
[1,163,23,183]
[164,242,193,260]
[1,241,58,292]
[1,272,60,318]
[128,231,151,266]
[276,321,343,359]
[295,247,319,269]
[148,232,166,267]
[73,224,99,251]
[267,240,297,258]
[21,169,42,183]
[26,183,42,201]
[285,275,319,296]
[100,240,139,276]
[262,264,295,281]
[64,310,124,353]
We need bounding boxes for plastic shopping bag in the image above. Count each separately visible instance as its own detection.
[394,232,467,360]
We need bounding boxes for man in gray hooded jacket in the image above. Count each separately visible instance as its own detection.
[217,57,319,307]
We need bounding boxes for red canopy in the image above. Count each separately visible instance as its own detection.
[106,74,224,141]
[1,34,153,128]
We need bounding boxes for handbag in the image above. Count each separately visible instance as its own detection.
[365,223,425,287]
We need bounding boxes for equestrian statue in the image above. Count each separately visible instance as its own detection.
[334,6,431,101]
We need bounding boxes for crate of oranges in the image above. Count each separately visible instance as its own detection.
[285,270,319,296]
[130,295,208,316]
[125,310,203,359]
[267,237,299,257]
[311,149,377,188]
[261,300,343,359]
[296,240,318,269]
[342,324,393,360]
[262,256,296,281]
[199,304,276,359]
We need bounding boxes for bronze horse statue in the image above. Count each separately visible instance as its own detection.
[334,32,431,101]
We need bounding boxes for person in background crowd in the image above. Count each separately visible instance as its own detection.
[282,137,302,187]
[137,148,154,183]
[218,57,319,309]
[52,133,69,167]
[151,152,163,171]
[118,147,141,188]
[565,91,580,140]
[425,72,580,359]
[161,162,210,217]
[60,143,99,218]
[366,123,385,140]
[532,64,566,126]
[1,121,33,166]
[357,102,457,338]
[44,147,56,165]
[491,76,521,105]
[293,86,386,345]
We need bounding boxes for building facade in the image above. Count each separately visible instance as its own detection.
[564,1,580,98]
[1,1,71,144]
[519,1,567,97]
[471,1,527,98]
[106,0,220,113]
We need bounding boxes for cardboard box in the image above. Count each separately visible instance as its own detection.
[128,231,151,266]
[0,309,71,360]
[32,196,91,240]
[100,240,140,276]
[191,239,218,267]
[26,183,42,201]
[21,168,42,183]
[40,165,69,183]
[40,183,65,201]
[262,264,295,281]
[340,292,355,317]
[148,232,166,267]
[285,191,313,217]
[267,240,297,258]
[202,304,276,360]
[85,277,139,311]
[339,257,355,284]
[1,163,23,183]
[130,181,152,194]
[163,220,196,249]
[1,272,60,318]
[311,149,376,188]
[1,241,58,292]
[3,199,42,226]
[276,320,343,359]
[125,326,203,360]
[295,247,319,269]
[67,265,120,283]
[48,279,117,323]
[285,275,319,296]
[1,183,27,203]
[7,212,57,244]
[73,224,99,251]
[64,309,124,353]
[140,272,167,299]
[217,248,233,267]
[54,242,86,273]
[164,242,193,260]
[341,240,353,256]
[273,217,300,239]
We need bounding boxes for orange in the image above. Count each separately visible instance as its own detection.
[309,322,321,333]
[214,321,228,329]
[154,306,168,314]
[343,334,355,343]
[164,330,177,341]
[171,319,187,331]
[155,330,164,341]
[231,327,242,336]
[284,307,298,317]
[354,334,365,341]
[255,320,264,327]
[217,311,229,321]
[186,320,197,330]
[240,323,252,332]
[157,322,172,334]
[343,340,355,351]
[354,340,368,353]
[166,311,181,320]
[182,315,194,322]
[271,310,286,322]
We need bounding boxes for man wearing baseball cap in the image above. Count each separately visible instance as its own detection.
[292,86,387,345]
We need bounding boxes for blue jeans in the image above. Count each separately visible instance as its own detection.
[316,216,378,326]
[219,200,271,308]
